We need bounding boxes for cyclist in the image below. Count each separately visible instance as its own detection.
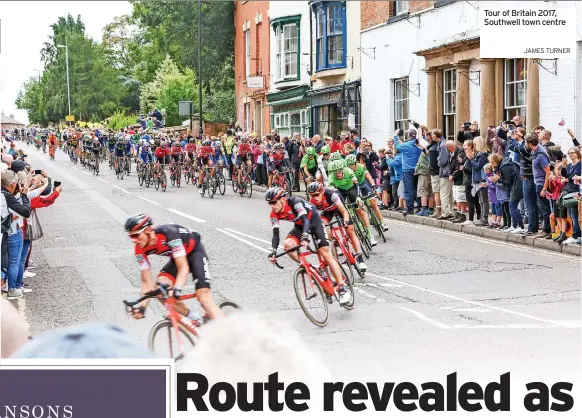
[326,160,377,246]
[124,214,224,321]
[114,137,126,171]
[317,145,331,182]
[138,139,153,166]
[300,146,318,186]
[307,181,367,271]
[196,139,214,190]
[124,136,133,172]
[170,140,183,176]
[267,144,286,188]
[107,133,116,162]
[91,137,102,168]
[235,137,253,186]
[265,187,351,304]
[185,138,197,160]
[345,154,388,232]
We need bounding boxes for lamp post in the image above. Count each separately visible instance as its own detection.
[57,44,71,123]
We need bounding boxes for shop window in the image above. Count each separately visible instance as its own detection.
[315,104,342,138]
[504,58,527,121]
[443,69,457,141]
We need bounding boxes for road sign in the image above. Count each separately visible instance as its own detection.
[179,101,193,117]
[65,115,75,122]
[247,76,264,89]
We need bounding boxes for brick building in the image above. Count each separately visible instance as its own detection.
[360,0,582,150]
[234,0,271,137]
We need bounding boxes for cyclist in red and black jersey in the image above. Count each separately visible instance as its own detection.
[235,137,253,185]
[267,144,286,188]
[265,187,351,304]
[307,182,367,271]
[154,142,171,165]
[170,141,184,163]
[197,139,215,191]
[124,214,224,321]
[185,138,197,160]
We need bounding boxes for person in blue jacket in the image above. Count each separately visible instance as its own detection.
[394,128,422,215]
[387,149,403,210]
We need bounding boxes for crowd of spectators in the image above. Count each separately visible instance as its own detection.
[1,139,63,299]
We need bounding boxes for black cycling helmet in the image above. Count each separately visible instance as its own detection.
[189,138,195,143]
[306,181,324,195]
[265,186,287,202]
[203,139,211,146]
[124,213,153,234]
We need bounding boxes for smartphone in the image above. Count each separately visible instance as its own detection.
[53,181,61,188]
[34,169,42,175]
[463,122,471,131]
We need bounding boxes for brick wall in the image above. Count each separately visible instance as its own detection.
[410,1,434,13]
[361,1,434,31]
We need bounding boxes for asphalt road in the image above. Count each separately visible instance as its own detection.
[9,143,581,385]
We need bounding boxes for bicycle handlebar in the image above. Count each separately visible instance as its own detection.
[122,282,177,311]
[270,244,317,270]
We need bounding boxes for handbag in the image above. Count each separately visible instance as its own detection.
[558,191,580,209]
[25,210,44,241]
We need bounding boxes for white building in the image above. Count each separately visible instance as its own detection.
[361,0,582,151]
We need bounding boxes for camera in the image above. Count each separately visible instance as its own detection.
[463,122,471,131]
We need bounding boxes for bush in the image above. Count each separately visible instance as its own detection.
[106,110,138,130]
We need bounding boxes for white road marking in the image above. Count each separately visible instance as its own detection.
[51,201,94,206]
[368,272,575,328]
[379,283,404,288]
[453,323,558,329]
[452,308,492,313]
[63,163,70,167]
[398,306,452,329]
[71,167,80,171]
[137,196,159,205]
[97,178,109,184]
[353,286,380,301]
[216,228,270,253]
[82,171,92,177]
[222,228,281,247]
[383,218,575,261]
[166,208,206,223]
[113,185,131,194]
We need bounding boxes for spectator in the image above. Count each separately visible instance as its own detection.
[427,131,441,218]
[357,140,379,185]
[436,132,454,220]
[486,126,506,157]
[414,141,433,216]
[527,133,552,238]
[484,164,501,228]
[560,147,582,245]
[387,147,404,210]
[1,170,31,299]
[508,127,536,234]
[492,153,525,233]
[288,134,301,191]
[395,128,422,215]
[313,134,324,154]
[461,140,480,224]
[540,129,564,165]
[378,148,391,209]
[548,162,567,242]
[472,136,491,227]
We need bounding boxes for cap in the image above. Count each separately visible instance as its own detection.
[10,160,28,174]
[11,323,153,359]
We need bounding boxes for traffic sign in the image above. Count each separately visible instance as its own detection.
[65,115,75,122]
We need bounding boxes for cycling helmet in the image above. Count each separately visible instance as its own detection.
[124,213,153,234]
[173,141,180,147]
[189,138,195,143]
[265,186,287,202]
[329,152,342,161]
[321,145,330,155]
[307,181,324,195]
[327,160,344,173]
[161,142,167,147]
[345,154,357,166]
[203,139,211,146]
[306,146,316,156]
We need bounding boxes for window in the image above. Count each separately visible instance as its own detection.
[394,1,409,15]
[443,69,457,141]
[273,110,309,137]
[504,58,527,121]
[315,105,342,138]
[300,109,310,138]
[313,2,346,71]
[245,30,251,78]
[274,23,299,80]
[393,78,409,132]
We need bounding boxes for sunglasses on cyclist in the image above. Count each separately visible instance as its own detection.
[310,192,323,197]
[268,200,280,205]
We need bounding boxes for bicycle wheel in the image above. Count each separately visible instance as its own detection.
[350,210,370,259]
[138,166,144,186]
[330,240,357,284]
[176,167,181,188]
[161,173,167,192]
[293,267,329,327]
[208,175,215,199]
[145,167,151,188]
[95,160,99,176]
[245,174,252,198]
[217,172,226,195]
[232,175,239,193]
[170,169,176,187]
[218,300,240,315]
[154,175,160,190]
[184,168,190,184]
[366,201,386,243]
[148,319,195,361]
[336,262,355,310]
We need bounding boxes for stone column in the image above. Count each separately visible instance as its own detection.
[455,61,471,128]
[425,69,437,129]
[526,58,540,131]
[435,69,443,130]
[495,59,504,123]
[479,58,497,130]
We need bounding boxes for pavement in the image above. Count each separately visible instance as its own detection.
[6,143,581,384]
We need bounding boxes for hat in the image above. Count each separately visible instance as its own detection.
[11,323,153,359]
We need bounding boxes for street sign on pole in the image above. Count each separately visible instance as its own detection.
[65,115,75,122]
[179,101,193,117]
[247,76,264,89]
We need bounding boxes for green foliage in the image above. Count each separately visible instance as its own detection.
[106,110,139,130]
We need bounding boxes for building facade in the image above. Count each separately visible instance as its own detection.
[266,1,312,138]
[360,0,582,150]
[309,0,361,139]
[234,0,271,136]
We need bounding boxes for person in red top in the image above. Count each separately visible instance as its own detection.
[235,138,253,186]
[124,213,225,323]
[267,144,286,188]
[48,133,58,160]
[197,139,215,191]
[185,138,197,160]
[340,134,355,156]
[154,142,171,164]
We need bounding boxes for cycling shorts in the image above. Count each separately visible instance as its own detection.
[159,242,211,290]
[114,149,125,158]
[286,211,329,249]
[157,155,171,165]
[320,209,353,226]
[358,182,373,198]
[338,186,359,205]
[197,156,212,168]
[235,155,252,167]
[139,153,152,163]
[171,154,182,163]
[304,166,318,179]
[108,144,116,152]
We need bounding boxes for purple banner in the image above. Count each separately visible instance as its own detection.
[0,369,168,418]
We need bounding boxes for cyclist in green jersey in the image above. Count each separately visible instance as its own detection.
[317,145,331,183]
[327,160,376,246]
[300,146,318,186]
[345,154,388,232]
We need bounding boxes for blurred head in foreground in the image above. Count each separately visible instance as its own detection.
[10,323,152,358]
[180,312,331,385]
[1,298,29,358]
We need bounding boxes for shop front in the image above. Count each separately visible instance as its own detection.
[266,85,311,138]
[308,80,361,138]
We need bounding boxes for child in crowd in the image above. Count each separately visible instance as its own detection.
[484,164,501,228]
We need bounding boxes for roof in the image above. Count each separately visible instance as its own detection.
[1,113,25,126]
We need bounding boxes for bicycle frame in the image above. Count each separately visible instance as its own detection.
[329,221,357,266]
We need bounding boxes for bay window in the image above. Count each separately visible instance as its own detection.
[272,16,301,82]
[313,1,346,71]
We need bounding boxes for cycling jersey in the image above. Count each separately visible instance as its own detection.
[300,154,317,170]
[237,143,251,157]
[133,224,211,290]
[198,145,214,159]
[171,146,183,156]
[185,143,197,156]
[351,163,368,185]
[270,196,328,249]
[328,167,358,191]
[114,141,125,157]
[268,151,285,173]
[310,188,343,213]
[107,138,116,151]
[154,147,170,160]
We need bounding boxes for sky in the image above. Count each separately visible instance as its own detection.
[0,1,133,124]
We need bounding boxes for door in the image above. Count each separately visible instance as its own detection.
[254,100,263,137]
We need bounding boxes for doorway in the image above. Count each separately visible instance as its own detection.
[254,100,263,137]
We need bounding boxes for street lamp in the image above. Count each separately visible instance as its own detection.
[57,44,71,119]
